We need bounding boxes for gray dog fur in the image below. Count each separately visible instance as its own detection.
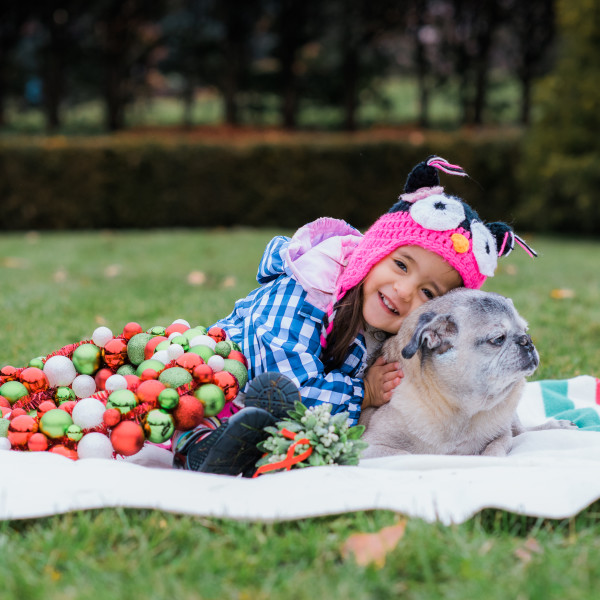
[359,289,575,458]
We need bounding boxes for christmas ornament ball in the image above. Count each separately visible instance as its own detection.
[192,363,214,384]
[71,374,97,399]
[103,408,121,427]
[71,397,106,429]
[117,364,137,376]
[66,424,84,442]
[19,367,49,394]
[136,359,165,377]
[227,350,248,369]
[110,421,146,456]
[194,384,226,417]
[43,355,77,387]
[28,432,49,452]
[167,344,186,362]
[92,326,114,348]
[150,350,169,365]
[176,352,202,371]
[223,359,249,388]
[189,345,214,363]
[165,322,189,337]
[189,335,216,351]
[71,343,102,375]
[105,374,129,392]
[136,379,166,405]
[172,395,204,430]
[0,380,30,404]
[122,322,143,340]
[39,408,74,439]
[103,338,128,369]
[94,368,113,391]
[106,389,138,414]
[127,333,153,366]
[207,354,225,373]
[0,417,9,436]
[214,341,231,358]
[0,438,11,451]
[144,335,168,360]
[37,400,59,414]
[0,395,10,409]
[7,414,38,448]
[212,371,240,401]
[158,366,193,389]
[77,432,114,460]
[157,388,179,410]
[55,386,77,404]
[28,357,45,369]
[144,409,175,443]
[49,445,78,460]
[208,327,227,342]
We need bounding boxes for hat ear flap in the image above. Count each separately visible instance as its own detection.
[487,222,515,257]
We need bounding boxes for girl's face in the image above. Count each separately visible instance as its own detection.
[362,245,462,334]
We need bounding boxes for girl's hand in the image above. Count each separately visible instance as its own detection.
[363,356,404,409]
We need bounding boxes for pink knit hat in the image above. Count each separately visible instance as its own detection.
[320,156,536,347]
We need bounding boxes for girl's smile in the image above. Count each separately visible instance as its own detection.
[362,245,463,334]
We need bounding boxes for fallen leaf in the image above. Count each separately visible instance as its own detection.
[104,264,122,278]
[222,276,237,288]
[550,288,575,299]
[341,519,407,568]
[504,264,518,276]
[187,271,207,286]
[1,257,29,269]
[53,268,67,282]
[514,537,543,564]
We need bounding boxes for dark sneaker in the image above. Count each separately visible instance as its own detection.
[244,371,300,419]
[185,407,277,477]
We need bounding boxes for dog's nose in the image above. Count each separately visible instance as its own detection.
[517,334,533,348]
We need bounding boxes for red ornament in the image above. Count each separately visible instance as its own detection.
[103,338,128,369]
[9,407,27,419]
[49,445,78,460]
[110,421,146,456]
[0,395,10,409]
[227,350,248,368]
[140,369,159,381]
[37,400,58,415]
[124,374,141,390]
[0,406,10,418]
[207,327,227,343]
[212,371,240,401]
[172,394,204,430]
[144,336,168,360]
[19,367,49,394]
[122,322,143,340]
[192,364,213,384]
[176,353,202,371]
[103,408,122,427]
[28,432,49,452]
[0,366,17,381]
[58,401,77,415]
[8,414,38,448]
[136,379,165,405]
[95,368,113,391]
[165,323,189,337]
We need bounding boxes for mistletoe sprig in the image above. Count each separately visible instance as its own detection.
[254,401,368,475]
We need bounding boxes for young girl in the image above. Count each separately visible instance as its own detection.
[174,156,536,476]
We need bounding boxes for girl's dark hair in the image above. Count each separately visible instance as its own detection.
[321,284,365,372]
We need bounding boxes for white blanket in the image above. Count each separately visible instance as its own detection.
[2,376,600,525]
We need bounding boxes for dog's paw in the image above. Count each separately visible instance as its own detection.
[530,419,579,431]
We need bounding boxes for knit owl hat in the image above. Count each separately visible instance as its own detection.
[320,156,536,347]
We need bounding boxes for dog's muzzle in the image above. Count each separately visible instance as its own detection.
[517,334,539,370]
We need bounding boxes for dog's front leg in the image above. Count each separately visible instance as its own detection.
[481,431,513,457]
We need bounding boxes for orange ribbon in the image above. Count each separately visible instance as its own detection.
[253,430,313,478]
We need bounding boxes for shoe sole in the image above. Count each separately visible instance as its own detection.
[244,372,300,419]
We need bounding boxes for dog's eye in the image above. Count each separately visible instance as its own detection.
[489,335,506,346]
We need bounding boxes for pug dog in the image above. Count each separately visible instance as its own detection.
[359,288,576,458]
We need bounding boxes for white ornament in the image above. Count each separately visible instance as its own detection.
[189,335,216,350]
[71,397,106,429]
[71,374,97,399]
[0,438,11,451]
[43,355,77,387]
[168,332,182,341]
[207,354,225,372]
[152,350,169,365]
[172,318,190,328]
[167,344,185,361]
[92,326,114,348]
[105,374,128,392]
[77,432,114,460]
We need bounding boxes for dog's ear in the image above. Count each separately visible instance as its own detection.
[401,312,458,359]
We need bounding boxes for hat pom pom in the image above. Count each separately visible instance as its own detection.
[488,222,515,257]
[403,158,440,193]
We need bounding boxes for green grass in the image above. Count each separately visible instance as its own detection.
[1,229,600,599]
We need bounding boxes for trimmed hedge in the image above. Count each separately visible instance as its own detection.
[0,129,555,232]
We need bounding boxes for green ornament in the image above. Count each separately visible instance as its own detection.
[155,340,171,353]
[28,357,45,369]
[214,341,231,358]
[127,333,153,366]
[223,359,248,388]
[189,345,214,362]
[157,388,180,410]
[55,386,77,404]
[136,359,165,377]
[0,418,9,437]
[158,366,193,389]
[230,341,242,352]
[144,409,175,443]
[66,424,83,442]
[183,326,207,341]
[147,326,166,336]
[72,343,102,375]
[0,380,29,405]
[194,384,226,417]
[117,364,137,376]
[106,389,138,414]
[39,409,74,439]
[171,335,189,352]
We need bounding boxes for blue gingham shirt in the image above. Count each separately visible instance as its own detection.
[214,235,366,425]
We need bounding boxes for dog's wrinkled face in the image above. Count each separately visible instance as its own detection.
[383,289,539,414]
